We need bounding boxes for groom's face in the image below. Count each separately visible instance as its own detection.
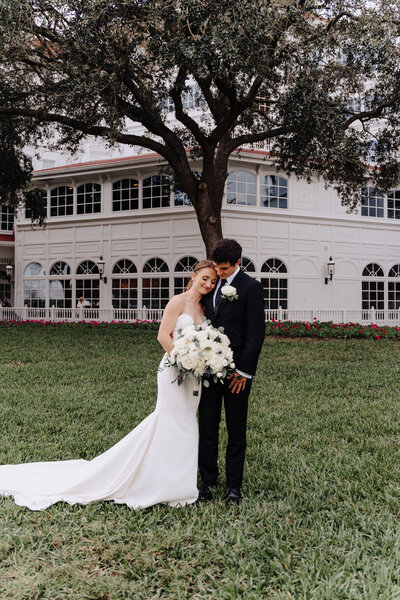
[213,259,240,280]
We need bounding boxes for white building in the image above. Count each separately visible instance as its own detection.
[3,141,399,323]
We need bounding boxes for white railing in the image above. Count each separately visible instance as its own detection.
[0,307,164,323]
[264,306,400,325]
[1,306,400,325]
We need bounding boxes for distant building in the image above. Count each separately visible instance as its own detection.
[4,143,399,318]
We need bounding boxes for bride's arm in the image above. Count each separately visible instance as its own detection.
[157,296,184,354]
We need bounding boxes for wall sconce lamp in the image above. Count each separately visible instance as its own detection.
[97,256,107,284]
[325,256,335,285]
[5,264,13,282]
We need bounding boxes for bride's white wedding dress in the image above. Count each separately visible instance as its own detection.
[0,314,200,511]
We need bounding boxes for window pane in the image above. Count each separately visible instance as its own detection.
[112,179,139,211]
[77,183,102,214]
[76,279,100,308]
[261,277,288,309]
[143,175,170,209]
[261,175,288,209]
[226,172,257,206]
[112,277,138,309]
[0,205,14,231]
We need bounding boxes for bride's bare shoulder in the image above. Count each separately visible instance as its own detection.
[165,292,188,310]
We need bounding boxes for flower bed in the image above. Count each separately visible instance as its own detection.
[266,319,400,340]
[0,319,160,330]
[3,319,399,340]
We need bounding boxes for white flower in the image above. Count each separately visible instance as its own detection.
[221,285,236,297]
[209,355,225,372]
[166,321,235,388]
[179,353,198,370]
[221,285,238,301]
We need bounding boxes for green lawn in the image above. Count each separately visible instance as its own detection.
[1,327,400,599]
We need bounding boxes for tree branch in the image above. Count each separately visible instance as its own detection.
[227,126,289,153]
[342,95,400,129]
[169,68,208,150]
[0,105,174,158]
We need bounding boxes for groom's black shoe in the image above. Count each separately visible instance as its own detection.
[197,484,213,502]
[224,487,241,504]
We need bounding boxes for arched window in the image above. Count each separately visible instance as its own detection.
[24,262,46,307]
[362,263,384,277]
[362,263,384,310]
[143,175,170,209]
[226,171,257,206]
[76,261,99,275]
[112,260,138,309]
[76,260,99,308]
[260,175,288,209]
[261,258,288,309]
[49,261,72,308]
[77,183,101,214]
[174,256,198,294]
[24,262,45,277]
[50,186,73,217]
[388,190,400,220]
[241,257,256,273]
[112,179,139,211]
[0,205,14,231]
[388,264,400,309]
[50,261,71,276]
[361,187,384,218]
[143,258,169,273]
[142,258,169,309]
[262,258,287,274]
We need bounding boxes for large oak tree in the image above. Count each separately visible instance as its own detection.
[0,0,400,255]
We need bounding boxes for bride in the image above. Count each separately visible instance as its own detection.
[0,260,217,511]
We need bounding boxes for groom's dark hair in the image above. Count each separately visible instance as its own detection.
[212,238,242,265]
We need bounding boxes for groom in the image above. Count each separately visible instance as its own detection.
[198,238,265,503]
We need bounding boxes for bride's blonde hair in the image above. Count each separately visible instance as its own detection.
[186,259,216,291]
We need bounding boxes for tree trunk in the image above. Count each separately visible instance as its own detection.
[194,181,223,258]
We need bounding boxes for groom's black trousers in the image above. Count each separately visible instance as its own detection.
[198,377,252,489]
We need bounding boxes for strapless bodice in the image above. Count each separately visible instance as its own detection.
[173,313,194,340]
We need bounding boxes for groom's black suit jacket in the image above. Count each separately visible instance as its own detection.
[203,269,265,376]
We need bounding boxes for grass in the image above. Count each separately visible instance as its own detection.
[1,327,400,598]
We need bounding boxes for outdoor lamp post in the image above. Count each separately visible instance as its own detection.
[97,256,107,284]
[325,257,335,285]
[5,264,13,282]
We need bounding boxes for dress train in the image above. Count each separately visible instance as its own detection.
[0,314,199,510]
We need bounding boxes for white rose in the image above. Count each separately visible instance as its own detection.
[221,285,237,298]
[208,356,225,373]
[179,354,198,370]
[196,330,208,342]
[199,338,218,353]
[173,338,186,351]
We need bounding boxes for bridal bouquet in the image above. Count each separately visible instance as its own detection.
[167,320,235,391]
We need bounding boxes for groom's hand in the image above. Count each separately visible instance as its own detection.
[228,372,247,394]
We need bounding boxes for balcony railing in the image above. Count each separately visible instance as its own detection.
[1,306,400,325]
